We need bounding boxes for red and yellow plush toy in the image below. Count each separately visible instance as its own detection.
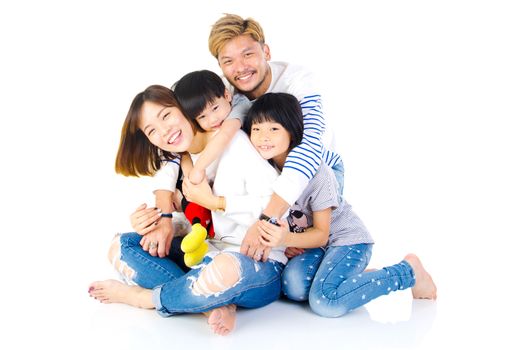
[180,198,215,267]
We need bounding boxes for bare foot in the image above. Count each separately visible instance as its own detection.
[88,279,154,309]
[207,304,237,335]
[404,254,437,300]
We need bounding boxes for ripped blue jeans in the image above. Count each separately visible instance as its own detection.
[119,233,284,316]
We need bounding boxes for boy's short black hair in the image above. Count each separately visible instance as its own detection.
[243,92,304,151]
[172,70,226,132]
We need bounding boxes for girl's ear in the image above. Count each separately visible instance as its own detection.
[224,88,233,103]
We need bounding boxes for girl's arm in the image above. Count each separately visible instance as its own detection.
[257,207,331,248]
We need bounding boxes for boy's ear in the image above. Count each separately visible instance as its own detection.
[224,88,233,103]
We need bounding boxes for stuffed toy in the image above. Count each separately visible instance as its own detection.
[179,196,215,267]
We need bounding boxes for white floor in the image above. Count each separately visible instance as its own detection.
[7,225,523,350]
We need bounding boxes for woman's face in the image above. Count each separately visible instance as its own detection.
[139,101,194,153]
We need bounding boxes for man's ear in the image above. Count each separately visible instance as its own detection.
[224,88,233,103]
[263,44,271,61]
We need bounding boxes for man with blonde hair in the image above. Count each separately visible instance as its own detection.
[208,13,344,262]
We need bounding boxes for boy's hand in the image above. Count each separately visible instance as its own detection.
[189,167,205,185]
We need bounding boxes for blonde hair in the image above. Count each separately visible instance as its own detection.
[208,13,265,58]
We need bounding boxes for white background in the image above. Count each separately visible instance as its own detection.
[1,1,527,349]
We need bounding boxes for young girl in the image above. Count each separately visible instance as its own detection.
[245,92,437,317]
[89,84,285,335]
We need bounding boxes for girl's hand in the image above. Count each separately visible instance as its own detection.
[285,247,305,258]
[130,203,161,235]
[257,219,289,247]
[182,177,216,210]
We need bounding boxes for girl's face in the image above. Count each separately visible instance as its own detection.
[139,101,194,153]
[249,120,290,165]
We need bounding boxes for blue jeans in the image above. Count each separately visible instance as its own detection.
[331,161,345,195]
[120,233,188,288]
[282,244,416,317]
[119,233,284,316]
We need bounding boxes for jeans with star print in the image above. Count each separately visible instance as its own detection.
[281,244,416,317]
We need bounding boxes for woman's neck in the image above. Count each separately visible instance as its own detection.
[187,132,211,154]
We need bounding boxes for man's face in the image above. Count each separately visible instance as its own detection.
[217,35,271,100]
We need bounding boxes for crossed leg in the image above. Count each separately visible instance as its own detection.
[89,253,240,335]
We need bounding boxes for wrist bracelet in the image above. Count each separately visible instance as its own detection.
[259,213,280,226]
[259,213,272,221]
[160,213,173,218]
[216,196,225,212]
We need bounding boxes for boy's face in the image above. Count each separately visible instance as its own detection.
[217,35,271,100]
[139,101,194,153]
[196,90,232,131]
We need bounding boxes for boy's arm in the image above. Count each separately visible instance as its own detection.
[189,118,241,184]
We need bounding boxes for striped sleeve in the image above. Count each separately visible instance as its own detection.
[272,94,325,205]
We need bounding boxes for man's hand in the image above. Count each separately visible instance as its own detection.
[139,218,175,258]
[241,221,272,262]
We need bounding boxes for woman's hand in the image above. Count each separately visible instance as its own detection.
[130,203,161,235]
[257,219,289,248]
[182,177,216,210]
